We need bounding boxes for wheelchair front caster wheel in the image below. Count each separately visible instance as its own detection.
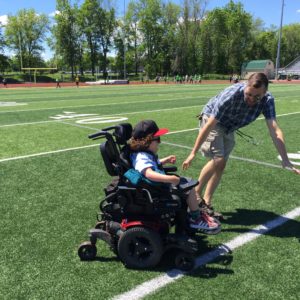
[78,242,97,261]
[175,252,195,271]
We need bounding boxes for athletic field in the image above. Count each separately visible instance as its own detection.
[1,83,299,299]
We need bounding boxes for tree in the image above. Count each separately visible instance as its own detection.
[137,0,164,76]
[53,0,82,77]
[125,1,142,75]
[78,0,101,76]
[200,1,253,74]
[0,25,9,72]
[160,2,181,75]
[175,0,206,75]
[251,30,277,62]
[98,7,116,77]
[5,9,49,69]
[0,24,5,52]
[280,23,300,67]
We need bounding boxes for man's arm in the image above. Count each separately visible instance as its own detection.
[266,119,300,174]
[182,116,218,170]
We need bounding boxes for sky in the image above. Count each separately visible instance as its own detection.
[1,0,300,60]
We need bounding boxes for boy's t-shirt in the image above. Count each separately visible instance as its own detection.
[130,152,162,175]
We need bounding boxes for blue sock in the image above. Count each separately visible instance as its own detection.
[190,209,200,220]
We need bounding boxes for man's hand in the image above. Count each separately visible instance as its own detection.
[182,153,195,170]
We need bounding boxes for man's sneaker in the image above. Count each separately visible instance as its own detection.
[199,200,224,220]
[189,212,220,231]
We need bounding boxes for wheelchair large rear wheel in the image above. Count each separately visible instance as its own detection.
[118,227,163,269]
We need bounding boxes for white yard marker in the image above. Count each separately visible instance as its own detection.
[113,206,300,300]
[0,108,298,129]
[0,105,201,128]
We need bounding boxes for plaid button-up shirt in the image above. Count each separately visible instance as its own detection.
[202,83,276,133]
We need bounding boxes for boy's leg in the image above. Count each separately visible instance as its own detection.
[186,188,220,230]
[185,188,198,211]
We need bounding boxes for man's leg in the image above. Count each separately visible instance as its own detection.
[195,157,226,205]
[203,157,226,205]
[195,159,215,200]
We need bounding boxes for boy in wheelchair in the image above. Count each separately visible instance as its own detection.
[78,120,221,270]
[126,119,220,232]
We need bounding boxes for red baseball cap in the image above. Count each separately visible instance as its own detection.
[132,120,169,139]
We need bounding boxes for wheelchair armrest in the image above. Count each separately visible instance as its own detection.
[163,166,178,173]
[178,178,199,192]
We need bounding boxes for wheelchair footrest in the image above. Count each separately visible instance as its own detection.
[89,229,112,246]
[164,234,198,253]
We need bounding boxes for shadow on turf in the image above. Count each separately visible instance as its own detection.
[221,208,300,241]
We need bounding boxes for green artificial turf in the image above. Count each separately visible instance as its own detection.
[0,83,299,299]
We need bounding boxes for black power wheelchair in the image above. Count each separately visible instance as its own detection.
[78,123,221,271]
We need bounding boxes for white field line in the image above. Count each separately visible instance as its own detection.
[3,86,300,103]
[0,105,202,128]
[162,141,284,170]
[0,120,60,128]
[0,95,200,114]
[257,111,300,120]
[0,126,197,163]
[112,206,300,300]
[1,110,299,164]
[0,144,99,163]
[1,109,299,129]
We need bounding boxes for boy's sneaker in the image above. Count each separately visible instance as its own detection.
[189,212,220,231]
[199,200,224,220]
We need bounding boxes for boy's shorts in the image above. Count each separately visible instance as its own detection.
[199,114,235,161]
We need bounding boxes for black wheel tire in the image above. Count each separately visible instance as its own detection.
[118,227,163,269]
[78,242,97,261]
[175,252,195,271]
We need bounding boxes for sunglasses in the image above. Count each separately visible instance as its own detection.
[245,92,265,103]
[152,136,161,143]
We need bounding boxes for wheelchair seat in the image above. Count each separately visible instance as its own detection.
[89,123,197,220]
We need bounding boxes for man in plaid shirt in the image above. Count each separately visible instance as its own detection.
[182,73,300,218]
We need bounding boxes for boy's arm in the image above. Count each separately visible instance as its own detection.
[160,155,176,165]
[144,168,180,185]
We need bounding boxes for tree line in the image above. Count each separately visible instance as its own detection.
[1,0,300,78]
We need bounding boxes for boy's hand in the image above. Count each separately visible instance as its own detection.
[167,155,176,164]
[161,155,176,165]
[170,175,180,186]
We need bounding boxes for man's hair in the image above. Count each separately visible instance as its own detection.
[248,73,269,90]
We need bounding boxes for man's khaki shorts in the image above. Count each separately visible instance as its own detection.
[199,115,235,160]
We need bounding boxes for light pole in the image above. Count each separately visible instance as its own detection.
[275,0,284,79]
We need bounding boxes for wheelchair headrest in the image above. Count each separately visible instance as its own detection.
[113,123,133,145]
